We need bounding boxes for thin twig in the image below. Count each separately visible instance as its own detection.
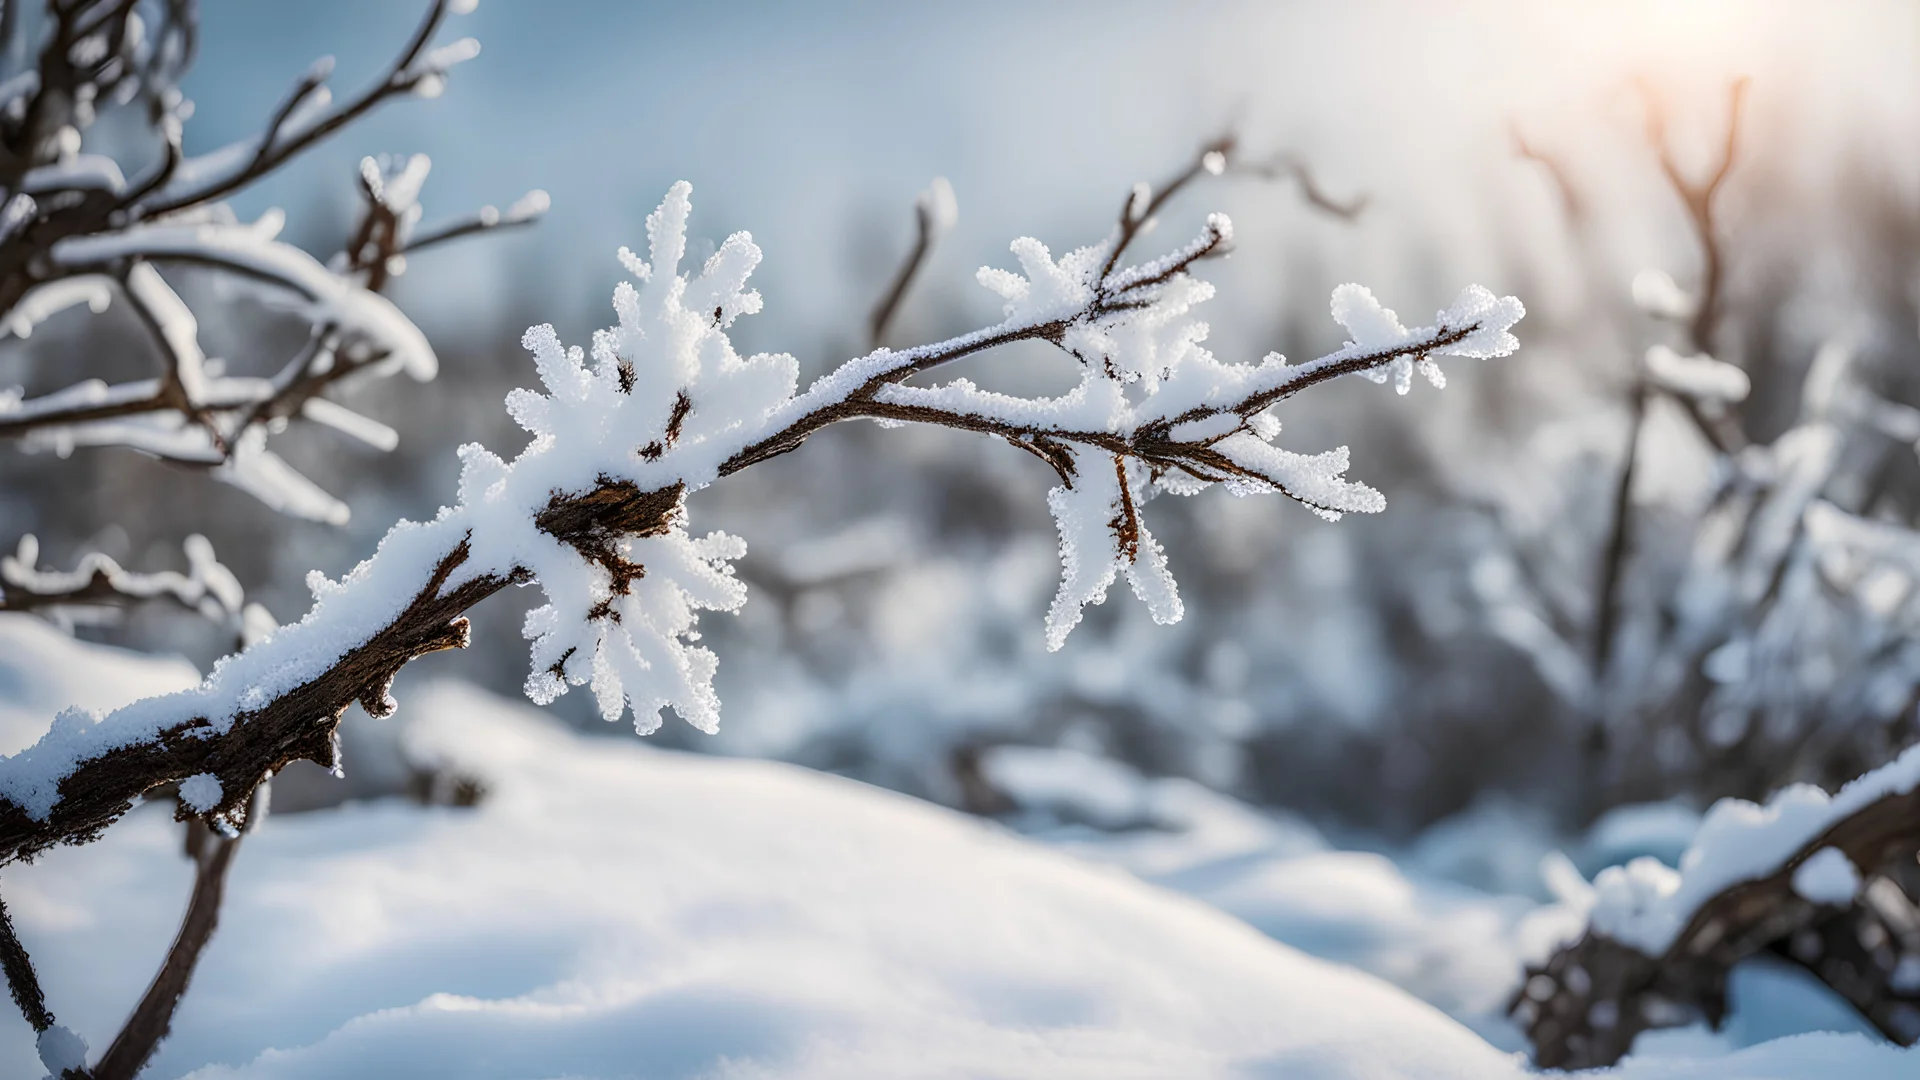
[397,210,541,261]
[1234,151,1368,220]
[135,0,457,218]
[726,218,1252,474]
[1511,122,1584,225]
[0,891,53,1034]
[1646,77,1749,358]
[868,191,940,349]
[1096,134,1236,287]
[90,786,260,1080]
[1593,381,1645,675]
[1593,78,1752,680]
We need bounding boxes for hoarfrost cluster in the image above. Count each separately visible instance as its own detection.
[461,183,790,732]
[488,182,1519,721]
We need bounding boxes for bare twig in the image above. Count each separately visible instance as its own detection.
[1096,134,1236,288]
[134,0,463,219]
[1234,150,1368,220]
[90,787,261,1080]
[1081,135,1363,327]
[1644,77,1749,358]
[1593,382,1645,674]
[393,204,544,262]
[0,892,53,1035]
[341,155,546,293]
[868,178,952,348]
[1592,79,1752,681]
[1511,122,1585,225]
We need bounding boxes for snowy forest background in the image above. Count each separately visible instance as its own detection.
[5,1,1920,1077]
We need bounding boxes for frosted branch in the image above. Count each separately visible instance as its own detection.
[0,534,273,649]
[0,174,1522,894]
[1514,745,1920,1067]
[338,153,548,292]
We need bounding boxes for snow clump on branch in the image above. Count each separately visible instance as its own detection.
[459,182,792,733]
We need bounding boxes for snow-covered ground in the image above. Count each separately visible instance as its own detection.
[0,615,1915,1078]
[981,746,1893,1059]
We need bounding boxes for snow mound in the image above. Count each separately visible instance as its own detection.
[5,679,1518,1080]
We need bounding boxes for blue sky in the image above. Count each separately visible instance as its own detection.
[170,0,1918,360]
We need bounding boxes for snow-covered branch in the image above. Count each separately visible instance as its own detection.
[0,534,273,649]
[1514,745,1920,1067]
[0,178,1522,872]
[339,153,548,292]
[0,243,426,522]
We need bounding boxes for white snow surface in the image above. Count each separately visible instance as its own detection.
[1790,847,1861,906]
[177,773,223,814]
[0,624,1913,1078]
[987,746,1583,1048]
[7,680,1523,1080]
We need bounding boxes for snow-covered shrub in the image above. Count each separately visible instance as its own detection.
[1486,82,1920,1068]
[0,2,546,1073]
[0,0,540,632]
[1473,81,1920,812]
